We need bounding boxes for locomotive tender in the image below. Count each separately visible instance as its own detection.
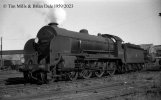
[20,23,145,83]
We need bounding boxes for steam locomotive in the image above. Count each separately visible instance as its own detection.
[19,23,145,84]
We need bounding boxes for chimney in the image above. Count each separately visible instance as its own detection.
[48,23,58,27]
[79,29,89,34]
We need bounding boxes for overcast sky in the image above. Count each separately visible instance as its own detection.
[0,0,161,50]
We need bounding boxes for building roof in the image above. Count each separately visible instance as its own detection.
[1,50,24,55]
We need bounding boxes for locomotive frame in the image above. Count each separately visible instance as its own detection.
[19,23,145,84]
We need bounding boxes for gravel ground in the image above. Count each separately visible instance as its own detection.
[0,67,161,100]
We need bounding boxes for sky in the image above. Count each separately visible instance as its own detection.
[0,0,161,50]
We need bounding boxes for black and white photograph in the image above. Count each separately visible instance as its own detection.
[0,0,161,100]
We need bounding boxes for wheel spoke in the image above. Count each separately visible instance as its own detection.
[106,62,116,76]
[36,72,47,84]
[94,62,105,77]
[48,67,57,82]
[68,71,78,81]
[122,64,128,73]
[80,69,92,79]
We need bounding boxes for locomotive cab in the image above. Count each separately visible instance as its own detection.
[101,34,124,61]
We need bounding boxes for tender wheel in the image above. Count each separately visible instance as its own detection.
[136,64,140,71]
[120,65,126,73]
[106,62,116,76]
[131,64,136,71]
[138,64,143,71]
[94,62,105,77]
[116,65,122,74]
[124,64,130,73]
[68,71,78,81]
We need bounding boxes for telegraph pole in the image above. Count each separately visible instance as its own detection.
[0,37,2,69]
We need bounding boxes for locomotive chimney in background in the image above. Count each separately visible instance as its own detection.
[79,29,89,34]
[48,22,58,27]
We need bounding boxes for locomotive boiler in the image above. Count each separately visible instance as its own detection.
[20,23,145,84]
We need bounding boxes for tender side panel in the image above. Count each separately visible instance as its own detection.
[125,46,145,63]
